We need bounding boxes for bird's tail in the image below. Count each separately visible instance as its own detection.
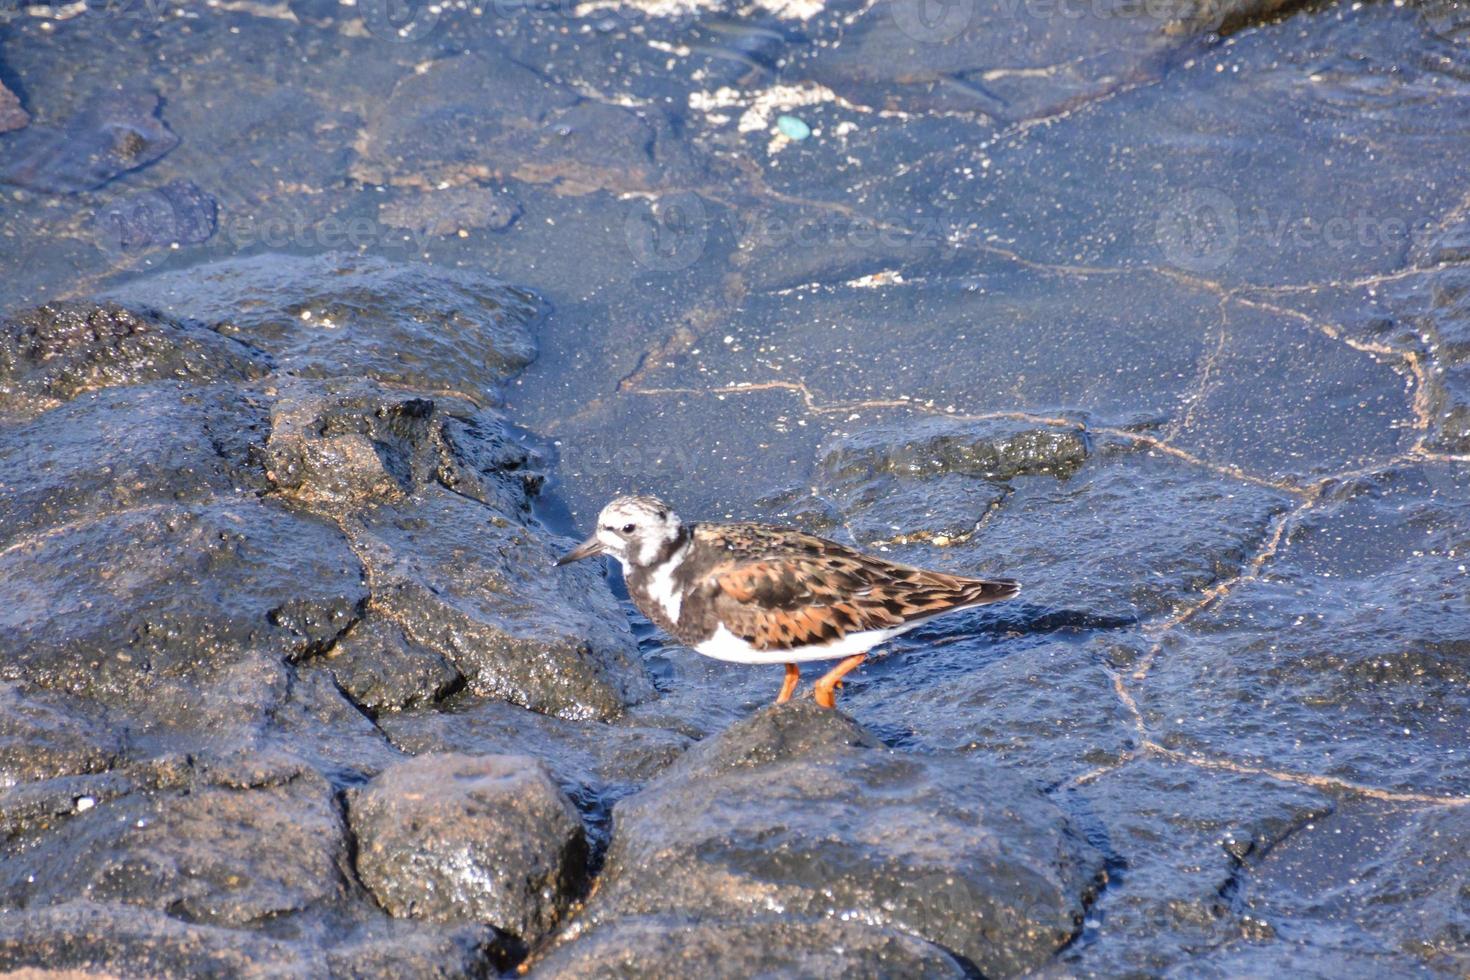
[956,577,1020,606]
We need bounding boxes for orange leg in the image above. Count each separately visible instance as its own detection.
[813,654,866,709]
[775,663,800,704]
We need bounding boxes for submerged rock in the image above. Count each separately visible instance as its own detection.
[379,185,523,238]
[350,753,587,945]
[0,88,177,193]
[351,53,680,195]
[93,179,218,254]
[559,703,1104,976]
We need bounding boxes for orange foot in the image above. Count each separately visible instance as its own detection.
[813,654,866,709]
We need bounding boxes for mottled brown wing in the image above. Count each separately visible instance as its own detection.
[704,536,1019,652]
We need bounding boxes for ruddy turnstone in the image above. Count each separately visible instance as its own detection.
[556,495,1019,708]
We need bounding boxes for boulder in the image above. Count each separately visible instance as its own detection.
[350,753,588,946]
[562,703,1104,976]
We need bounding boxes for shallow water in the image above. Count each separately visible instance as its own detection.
[2,0,1469,973]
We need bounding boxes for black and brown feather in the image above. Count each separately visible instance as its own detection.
[626,522,1018,652]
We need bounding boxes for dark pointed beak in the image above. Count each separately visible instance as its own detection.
[555,535,605,566]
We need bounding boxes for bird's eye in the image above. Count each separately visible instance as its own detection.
[622,523,636,534]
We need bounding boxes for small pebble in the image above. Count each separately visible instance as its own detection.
[776,115,811,141]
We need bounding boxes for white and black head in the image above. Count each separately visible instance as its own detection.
[556,495,685,571]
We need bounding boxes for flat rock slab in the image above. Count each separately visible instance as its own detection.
[563,703,1105,976]
[1061,758,1332,975]
[350,753,587,946]
[1238,799,1470,974]
[1141,464,1470,796]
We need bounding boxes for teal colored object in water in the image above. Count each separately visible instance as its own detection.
[776,114,811,141]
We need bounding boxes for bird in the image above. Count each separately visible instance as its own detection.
[556,495,1019,708]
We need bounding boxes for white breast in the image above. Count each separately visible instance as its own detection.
[694,623,911,665]
[645,544,688,625]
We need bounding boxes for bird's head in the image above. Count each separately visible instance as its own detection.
[556,495,684,571]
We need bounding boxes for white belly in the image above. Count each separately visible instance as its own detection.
[693,623,912,665]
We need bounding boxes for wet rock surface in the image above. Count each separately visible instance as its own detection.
[532,915,971,978]
[560,704,1105,975]
[1,0,1468,973]
[351,753,586,946]
[0,252,648,974]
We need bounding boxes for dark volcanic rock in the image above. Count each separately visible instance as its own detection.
[1141,464,1470,795]
[347,490,653,721]
[1062,758,1333,976]
[106,252,539,404]
[815,427,1293,624]
[0,500,366,717]
[0,901,307,976]
[315,616,464,716]
[0,901,504,977]
[260,378,538,514]
[0,81,26,134]
[0,383,269,549]
[379,698,691,846]
[350,753,587,945]
[531,915,970,978]
[93,179,218,254]
[0,88,177,193]
[0,302,269,422]
[0,685,121,789]
[562,703,1104,977]
[821,416,1090,484]
[0,768,350,925]
[1236,800,1470,973]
